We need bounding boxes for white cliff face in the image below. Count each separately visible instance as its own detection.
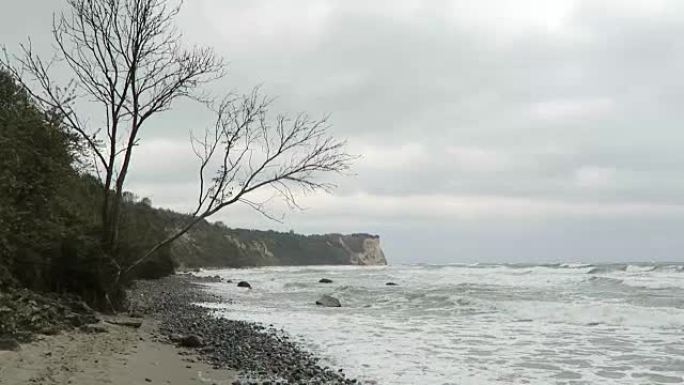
[356,236,387,265]
[336,234,387,266]
[226,235,277,264]
[172,224,388,267]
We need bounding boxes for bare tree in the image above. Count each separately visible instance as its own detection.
[2,0,224,255]
[125,90,353,275]
[1,0,353,290]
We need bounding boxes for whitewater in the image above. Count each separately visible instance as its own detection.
[197,263,684,385]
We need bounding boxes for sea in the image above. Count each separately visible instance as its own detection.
[196,263,684,385]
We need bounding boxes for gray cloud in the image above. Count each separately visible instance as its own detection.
[3,0,684,262]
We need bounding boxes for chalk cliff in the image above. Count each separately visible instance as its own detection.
[331,233,387,266]
[169,220,387,268]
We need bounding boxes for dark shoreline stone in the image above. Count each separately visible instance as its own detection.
[316,295,342,308]
[319,278,333,284]
[237,281,252,289]
[178,334,204,348]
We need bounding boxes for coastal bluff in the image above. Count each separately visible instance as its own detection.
[168,218,388,268]
[333,233,387,265]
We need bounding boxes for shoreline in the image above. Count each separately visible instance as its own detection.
[1,275,360,385]
[130,275,360,385]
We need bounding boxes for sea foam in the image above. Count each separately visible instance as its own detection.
[198,263,684,385]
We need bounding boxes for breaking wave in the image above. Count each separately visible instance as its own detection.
[199,262,684,385]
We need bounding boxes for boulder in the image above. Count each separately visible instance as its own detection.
[0,337,20,351]
[318,278,333,284]
[315,295,341,308]
[178,335,204,348]
[385,282,398,286]
[237,281,252,289]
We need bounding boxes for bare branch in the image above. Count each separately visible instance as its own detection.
[125,88,355,276]
[3,0,355,288]
[2,0,226,283]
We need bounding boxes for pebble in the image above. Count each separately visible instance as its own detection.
[128,276,359,385]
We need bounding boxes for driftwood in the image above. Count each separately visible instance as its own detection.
[102,316,143,328]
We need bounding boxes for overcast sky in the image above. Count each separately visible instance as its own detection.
[3,0,684,264]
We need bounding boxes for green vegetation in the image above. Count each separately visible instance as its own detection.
[1,0,355,311]
[1,0,351,309]
[0,70,174,306]
[0,69,86,291]
[171,222,379,268]
[86,201,382,269]
[0,69,371,309]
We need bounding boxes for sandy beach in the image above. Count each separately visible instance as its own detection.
[0,317,238,385]
[0,275,359,385]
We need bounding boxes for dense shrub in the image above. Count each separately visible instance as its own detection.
[0,70,78,292]
[0,71,174,308]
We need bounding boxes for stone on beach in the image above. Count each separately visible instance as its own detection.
[0,337,20,351]
[315,295,342,307]
[128,277,358,385]
[177,335,204,348]
[319,278,333,283]
[237,281,252,289]
[385,282,398,286]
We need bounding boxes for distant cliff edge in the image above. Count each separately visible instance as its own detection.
[166,216,387,268]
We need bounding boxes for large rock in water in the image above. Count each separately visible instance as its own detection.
[315,295,341,307]
[319,278,333,284]
[237,281,252,289]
